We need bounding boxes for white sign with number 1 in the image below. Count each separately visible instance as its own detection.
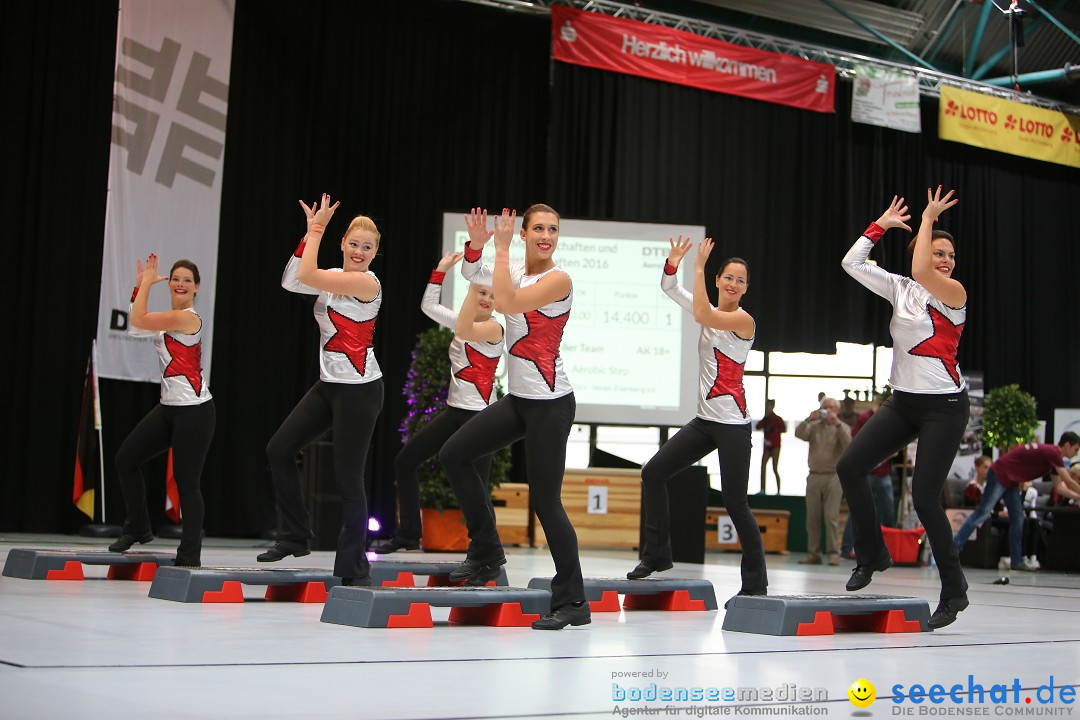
[587,485,608,514]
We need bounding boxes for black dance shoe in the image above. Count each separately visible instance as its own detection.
[173,555,201,568]
[724,589,767,610]
[108,532,154,553]
[928,595,969,629]
[626,559,673,580]
[341,577,372,587]
[448,556,506,584]
[256,541,310,563]
[846,555,894,591]
[532,601,592,630]
[372,537,421,554]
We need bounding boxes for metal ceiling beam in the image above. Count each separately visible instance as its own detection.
[461,0,1080,115]
[970,5,1062,81]
[1026,0,1080,47]
[922,0,965,64]
[984,62,1080,86]
[816,0,938,71]
[964,0,996,78]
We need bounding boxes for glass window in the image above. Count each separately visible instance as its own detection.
[745,350,765,372]
[768,342,874,377]
[875,345,894,391]
[597,426,660,466]
[565,424,590,469]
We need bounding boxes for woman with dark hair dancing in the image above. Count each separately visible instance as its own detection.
[628,237,767,604]
[838,189,969,628]
[376,251,504,553]
[258,194,383,587]
[440,206,587,630]
[110,254,215,568]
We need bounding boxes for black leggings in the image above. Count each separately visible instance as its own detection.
[266,380,383,579]
[393,406,493,543]
[116,400,216,564]
[440,393,582,609]
[641,419,766,593]
[836,389,968,600]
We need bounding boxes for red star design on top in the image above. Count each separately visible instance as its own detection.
[509,309,570,392]
[908,304,964,387]
[162,335,204,396]
[706,347,747,417]
[323,306,376,376]
[455,344,500,404]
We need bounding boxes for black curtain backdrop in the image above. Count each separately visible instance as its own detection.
[1,1,120,532]
[547,61,1079,411]
[3,0,1077,534]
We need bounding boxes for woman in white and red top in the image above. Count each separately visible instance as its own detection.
[838,189,969,628]
[258,194,383,587]
[375,251,504,554]
[110,254,214,568]
[628,237,767,603]
[439,205,587,630]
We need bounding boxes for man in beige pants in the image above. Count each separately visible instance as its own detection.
[795,397,851,565]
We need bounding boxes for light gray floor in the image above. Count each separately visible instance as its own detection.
[1,535,1078,720]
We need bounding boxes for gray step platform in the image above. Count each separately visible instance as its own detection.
[528,576,717,612]
[722,593,932,635]
[320,585,552,628]
[368,559,508,587]
[2,548,176,581]
[148,566,340,603]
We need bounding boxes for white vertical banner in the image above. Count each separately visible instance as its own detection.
[97,0,234,382]
[851,64,921,134]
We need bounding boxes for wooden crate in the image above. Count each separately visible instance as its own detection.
[534,468,641,549]
[492,482,530,547]
[704,507,790,554]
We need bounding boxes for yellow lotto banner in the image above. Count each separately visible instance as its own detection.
[939,86,1080,169]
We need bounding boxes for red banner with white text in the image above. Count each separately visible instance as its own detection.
[552,5,835,113]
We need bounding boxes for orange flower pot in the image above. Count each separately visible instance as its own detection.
[420,508,469,551]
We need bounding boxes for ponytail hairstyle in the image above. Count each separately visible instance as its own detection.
[522,203,560,228]
[718,256,749,282]
[907,229,954,254]
[344,215,381,246]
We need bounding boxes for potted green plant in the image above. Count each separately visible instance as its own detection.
[399,326,510,550]
[982,383,1039,453]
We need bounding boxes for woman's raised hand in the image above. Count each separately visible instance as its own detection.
[667,235,693,266]
[923,185,958,222]
[436,250,464,272]
[693,237,715,270]
[876,195,912,232]
[464,207,494,248]
[493,207,517,252]
[311,193,340,227]
[141,253,168,286]
[299,198,317,230]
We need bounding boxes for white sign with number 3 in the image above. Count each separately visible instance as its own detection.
[717,517,738,544]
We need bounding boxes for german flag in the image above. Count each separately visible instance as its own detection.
[73,344,102,520]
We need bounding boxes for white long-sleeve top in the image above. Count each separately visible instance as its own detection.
[661,262,752,424]
[461,243,573,400]
[421,272,503,410]
[282,241,382,384]
[841,223,966,394]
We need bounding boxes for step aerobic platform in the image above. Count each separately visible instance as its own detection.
[527,576,718,612]
[320,585,552,628]
[722,593,932,635]
[148,566,340,603]
[2,548,176,581]
[368,559,508,587]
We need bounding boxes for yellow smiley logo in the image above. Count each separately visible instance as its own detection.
[848,679,876,708]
